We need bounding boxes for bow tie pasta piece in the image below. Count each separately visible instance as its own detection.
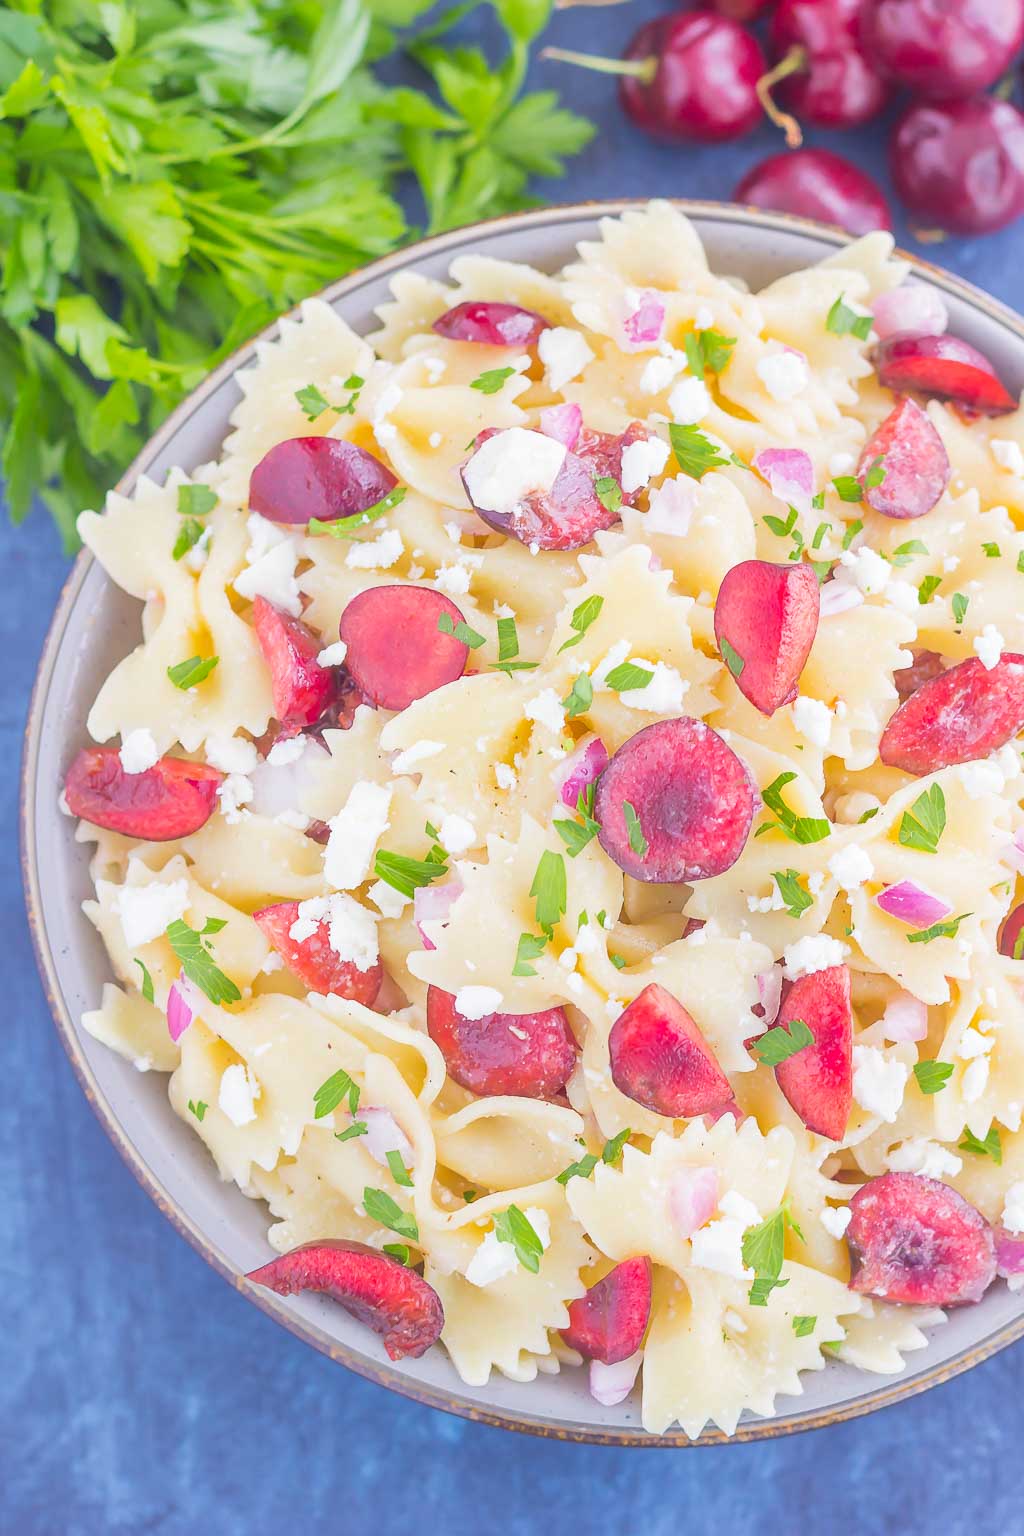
[446,254,573,332]
[950,1122,1024,1225]
[932,968,1024,1144]
[432,1098,586,1192]
[620,471,757,606]
[249,1144,380,1255]
[368,270,453,361]
[799,603,916,772]
[641,1263,861,1437]
[82,981,181,1073]
[818,231,910,302]
[209,298,375,506]
[182,813,329,907]
[834,1298,946,1375]
[710,691,829,799]
[756,266,876,398]
[925,399,1024,519]
[308,994,448,1108]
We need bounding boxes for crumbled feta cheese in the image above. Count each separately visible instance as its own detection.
[119,728,160,775]
[289,892,380,971]
[266,735,307,767]
[828,451,856,477]
[316,640,348,668]
[429,431,443,449]
[115,878,190,948]
[494,762,518,791]
[853,1045,909,1122]
[974,623,1004,671]
[324,781,392,890]
[690,1190,760,1279]
[233,514,301,615]
[757,350,809,401]
[205,734,260,776]
[423,356,447,383]
[620,435,671,495]
[839,545,891,596]
[465,1206,550,1287]
[667,375,711,425]
[991,438,1024,476]
[260,951,284,974]
[346,528,404,570]
[592,639,632,687]
[1002,1182,1024,1234]
[525,688,566,735]
[782,934,848,980]
[367,879,409,919]
[620,660,687,714]
[886,579,920,616]
[439,813,476,854]
[463,428,566,516]
[218,1062,260,1127]
[886,1138,962,1180]
[791,695,832,749]
[820,1205,852,1239]
[455,985,504,1020]
[537,326,594,391]
[828,843,874,891]
[694,304,714,331]
[218,773,253,824]
[962,1055,990,1103]
[392,739,445,774]
[958,1025,995,1060]
[959,758,1005,798]
[645,476,694,536]
[833,791,881,826]
[639,351,686,396]
[434,562,472,596]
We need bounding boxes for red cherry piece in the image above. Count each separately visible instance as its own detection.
[893,649,945,702]
[774,965,852,1141]
[595,718,755,883]
[65,747,222,840]
[338,586,469,711]
[714,560,819,716]
[560,1256,653,1364]
[608,983,734,1118]
[998,902,1024,960]
[709,0,775,16]
[890,97,1024,238]
[248,1240,444,1360]
[253,901,383,1005]
[734,149,892,236]
[860,0,1024,99]
[879,654,1024,775]
[425,986,577,1099]
[847,1173,996,1307]
[768,0,890,132]
[874,335,1017,418]
[252,597,337,730]
[432,301,549,348]
[856,398,950,521]
[575,422,650,507]
[461,427,623,552]
[618,12,767,143]
[249,437,398,526]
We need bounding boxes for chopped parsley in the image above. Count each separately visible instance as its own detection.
[530,850,567,933]
[959,1127,1002,1164]
[907,912,971,944]
[295,374,364,418]
[134,957,155,1004]
[773,868,812,919]
[491,613,538,674]
[167,654,219,690]
[742,1202,803,1307]
[307,485,406,539]
[842,518,863,550]
[897,783,946,855]
[172,518,206,562]
[556,1128,632,1185]
[684,328,737,375]
[437,612,485,648]
[918,574,942,604]
[623,800,648,857]
[764,505,798,540]
[558,594,604,653]
[513,931,548,977]
[912,1060,954,1096]
[373,843,448,899]
[594,475,623,514]
[363,1186,419,1242]
[386,1149,414,1187]
[826,294,872,341]
[719,637,745,677]
[493,1204,545,1272]
[792,1315,817,1338]
[669,421,730,481]
[177,483,217,517]
[890,539,928,567]
[554,782,601,858]
[605,661,654,692]
[755,773,830,845]
[832,476,864,504]
[314,1068,360,1119]
[166,918,240,1005]
[952,592,969,626]
[752,1018,814,1066]
[383,1243,412,1265]
[470,365,516,395]
[562,672,593,719]
[334,1121,368,1143]
[187,1099,207,1122]
[983,542,1002,559]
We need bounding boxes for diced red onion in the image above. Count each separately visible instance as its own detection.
[357,1106,414,1166]
[871,287,948,343]
[819,579,864,618]
[167,974,198,1042]
[621,293,665,351]
[669,1166,719,1239]
[996,1227,1024,1278]
[555,735,609,811]
[414,875,464,950]
[589,1350,642,1407]
[540,403,583,451]
[756,965,783,1026]
[1006,829,1024,876]
[752,448,815,514]
[875,881,952,930]
[881,991,929,1043]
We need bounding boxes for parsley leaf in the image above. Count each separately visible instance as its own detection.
[374,848,448,899]
[556,1129,631,1185]
[952,592,969,626]
[471,366,516,395]
[832,476,865,504]
[438,612,486,648]
[513,931,548,977]
[562,672,593,718]
[913,1060,954,1095]
[907,912,971,944]
[386,1149,414,1187]
[334,1121,368,1143]
[826,295,872,341]
[752,1018,814,1066]
[134,957,155,1004]
[959,1127,1002,1164]
[177,483,217,517]
[558,595,604,652]
[983,542,1002,558]
[188,1099,207,1122]
[307,486,407,539]
[554,783,601,858]
[594,475,623,514]
[496,615,520,663]
[773,868,812,919]
[314,1068,360,1119]
[172,519,205,562]
[623,800,648,857]
[918,574,942,604]
[742,1203,802,1307]
[898,783,946,855]
[530,850,567,933]
[605,661,654,692]
[383,1243,412,1265]
[890,539,928,567]
[363,1187,418,1243]
[166,918,240,1006]
[669,422,730,480]
[792,1315,817,1338]
[167,654,219,689]
[493,1204,545,1272]
[684,328,737,375]
[719,636,745,677]
[756,773,830,845]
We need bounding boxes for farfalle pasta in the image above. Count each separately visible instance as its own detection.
[67,202,1024,1437]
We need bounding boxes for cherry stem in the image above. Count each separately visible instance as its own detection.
[541,45,658,84]
[756,45,807,149]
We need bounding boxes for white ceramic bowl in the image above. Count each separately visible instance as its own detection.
[23,201,1024,1444]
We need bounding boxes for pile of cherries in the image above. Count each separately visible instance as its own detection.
[545,0,1024,238]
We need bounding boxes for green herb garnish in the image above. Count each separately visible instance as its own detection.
[166,918,240,1005]
[167,654,219,689]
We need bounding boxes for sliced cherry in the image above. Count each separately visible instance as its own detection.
[249,437,397,526]
[426,986,577,1099]
[714,560,819,716]
[860,0,1024,99]
[879,654,1024,774]
[338,586,468,711]
[432,301,549,348]
[253,901,383,1005]
[847,1173,996,1307]
[248,1240,443,1359]
[608,983,733,1118]
[856,398,950,521]
[774,965,852,1141]
[765,0,890,138]
[998,903,1024,960]
[252,597,338,731]
[461,427,623,552]
[894,649,945,702]
[874,335,1017,418]
[544,12,767,143]
[595,718,755,884]
[64,747,222,840]
[560,1256,653,1363]
[734,148,893,235]
[576,422,650,502]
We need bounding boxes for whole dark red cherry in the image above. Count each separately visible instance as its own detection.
[892,97,1024,234]
[859,0,1024,99]
[735,148,893,235]
[763,0,890,140]
[544,12,768,142]
[707,0,776,17]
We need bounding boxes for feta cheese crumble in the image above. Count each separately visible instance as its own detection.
[465,1207,550,1287]
[689,1191,760,1279]
[391,739,445,774]
[323,781,392,890]
[639,350,686,396]
[316,640,348,668]
[205,734,260,776]
[852,1046,909,1122]
[455,985,504,1020]
[119,728,160,775]
[820,1205,852,1240]
[115,878,190,948]
[756,350,809,401]
[346,528,404,570]
[782,934,849,980]
[974,623,1004,671]
[791,695,832,749]
[525,688,566,735]
[233,514,301,616]
[438,813,476,855]
[667,375,711,425]
[620,435,671,495]
[218,1062,261,1127]
[537,326,594,392]
[991,439,1024,477]
[1002,1182,1024,1234]
[828,843,874,890]
[289,892,380,971]
[886,1138,963,1180]
[463,428,566,516]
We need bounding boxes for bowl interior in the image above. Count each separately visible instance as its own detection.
[24,202,1024,1444]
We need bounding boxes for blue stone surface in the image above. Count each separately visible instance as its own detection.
[6,5,1024,1527]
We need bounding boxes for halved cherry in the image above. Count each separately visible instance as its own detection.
[248,1240,444,1359]
[773,965,852,1141]
[879,653,1024,775]
[847,1172,996,1307]
[560,1256,653,1364]
[714,560,819,716]
[64,747,223,840]
[249,437,398,526]
[462,427,625,552]
[432,301,549,347]
[874,335,1017,418]
[426,986,577,1098]
[893,648,945,702]
[252,597,337,730]
[608,983,733,1118]
[339,586,469,711]
[575,422,651,500]
[253,901,383,1005]
[857,398,950,520]
[998,902,1024,960]
[594,718,755,883]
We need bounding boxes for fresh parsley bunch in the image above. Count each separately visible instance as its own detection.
[0,0,592,547]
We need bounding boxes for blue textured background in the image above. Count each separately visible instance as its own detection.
[8,4,1024,1528]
